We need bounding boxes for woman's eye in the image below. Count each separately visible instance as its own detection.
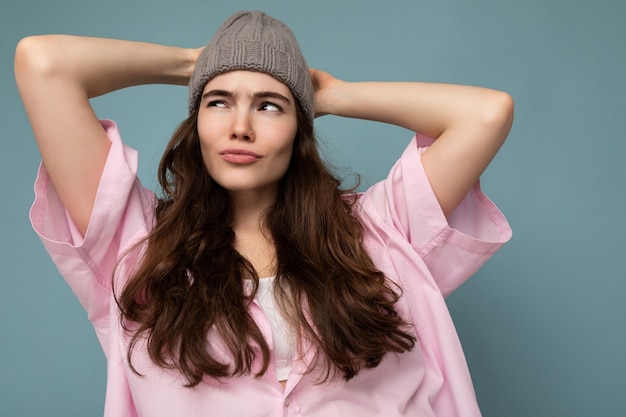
[260,102,281,112]
[207,100,227,108]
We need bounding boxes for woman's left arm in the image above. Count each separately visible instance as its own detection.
[310,69,514,217]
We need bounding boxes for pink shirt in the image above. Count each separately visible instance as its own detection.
[31,120,511,417]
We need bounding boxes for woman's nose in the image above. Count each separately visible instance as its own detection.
[231,112,254,142]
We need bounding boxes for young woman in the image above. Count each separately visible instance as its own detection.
[15,10,513,417]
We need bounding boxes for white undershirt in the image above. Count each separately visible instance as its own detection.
[250,277,294,381]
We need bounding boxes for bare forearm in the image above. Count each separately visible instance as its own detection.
[15,35,197,98]
[320,79,512,139]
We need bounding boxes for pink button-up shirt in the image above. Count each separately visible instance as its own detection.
[31,120,511,416]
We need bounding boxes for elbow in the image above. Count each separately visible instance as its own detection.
[494,90,515,128]
[483,90,515,143]
[15,36,60,85]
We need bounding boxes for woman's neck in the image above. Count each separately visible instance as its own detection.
[233,227,277,278]
[230,191,278,278]
[229,188,277,231]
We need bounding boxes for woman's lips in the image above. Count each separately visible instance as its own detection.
[219,148,262,164]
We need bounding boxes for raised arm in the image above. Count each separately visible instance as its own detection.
[14,35,198,234]
[310,69,514,217]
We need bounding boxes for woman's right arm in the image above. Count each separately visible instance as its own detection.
[15,35,198,235]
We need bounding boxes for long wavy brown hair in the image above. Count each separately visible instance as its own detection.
[116,103,416,387]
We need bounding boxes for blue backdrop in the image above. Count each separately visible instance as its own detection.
[1,1,624,415]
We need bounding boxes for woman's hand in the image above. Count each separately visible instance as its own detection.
[191,46,204,69]
[309,68,343,118]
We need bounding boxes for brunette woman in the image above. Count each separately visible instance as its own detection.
[15,10,513,417]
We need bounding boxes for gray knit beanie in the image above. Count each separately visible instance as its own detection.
[189,10,314,122]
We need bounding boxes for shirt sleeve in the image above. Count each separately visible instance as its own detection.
[360,134,512,297]
[29,120,156,350]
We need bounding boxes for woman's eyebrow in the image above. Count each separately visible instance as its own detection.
[201,89,232,101]
[254,91,292,105]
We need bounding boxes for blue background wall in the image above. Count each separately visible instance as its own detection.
[1,0,624,415]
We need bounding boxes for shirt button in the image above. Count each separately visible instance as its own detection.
[284,396,290,407]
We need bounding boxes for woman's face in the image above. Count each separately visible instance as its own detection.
[197,70,298,202]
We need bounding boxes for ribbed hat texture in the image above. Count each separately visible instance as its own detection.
[188,11,314,122]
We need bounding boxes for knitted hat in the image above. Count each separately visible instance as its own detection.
[189,10,314,122]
